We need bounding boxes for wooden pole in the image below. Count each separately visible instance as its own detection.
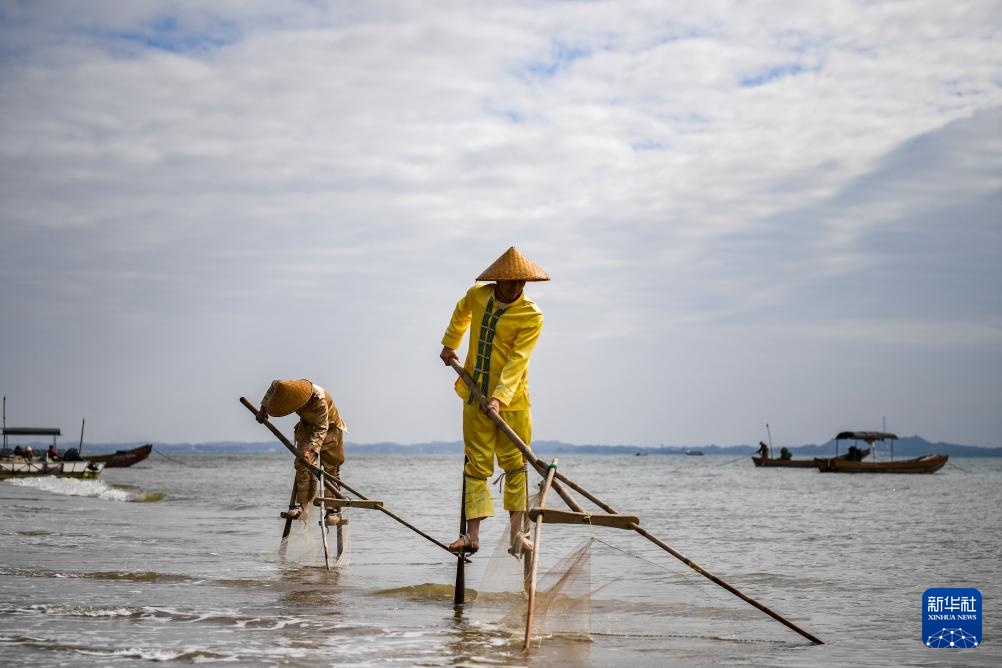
[453,456,468,607]
[79,418,85,456]
[446,363,824,645]
[280,478,299,554]
[524,458,558,651]
[240,397,466,561]
[318,466,331,570]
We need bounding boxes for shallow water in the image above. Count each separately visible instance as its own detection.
[1,452,999,666]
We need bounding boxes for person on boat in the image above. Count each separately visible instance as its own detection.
[47,444,61,461]
[23,445,33,461]
[439,246,548,557]
[757,441,769,459]
[256,379,347,521]
[847,445,863,461]
[13,445,23,457]
[780,447,792,460]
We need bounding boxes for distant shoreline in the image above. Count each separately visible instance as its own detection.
[24,436,1002,458]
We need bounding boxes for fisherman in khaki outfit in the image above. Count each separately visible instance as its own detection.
[439,246,548,556]
[256,379,346,520]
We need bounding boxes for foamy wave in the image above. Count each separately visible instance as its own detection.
[6,476,157,502]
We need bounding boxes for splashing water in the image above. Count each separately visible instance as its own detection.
[5,476,161,502]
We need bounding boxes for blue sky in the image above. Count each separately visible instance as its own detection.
[1,1,1000,448]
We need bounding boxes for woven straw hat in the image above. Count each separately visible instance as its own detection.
[476,246,550,282]
[265,379,313,417]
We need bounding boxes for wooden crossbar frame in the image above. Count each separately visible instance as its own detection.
[314,498,384,509]
[528,508,639,529]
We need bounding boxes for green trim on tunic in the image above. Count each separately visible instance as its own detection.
[469,296,507,404]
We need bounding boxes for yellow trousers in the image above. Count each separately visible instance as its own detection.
[462,400,531,520]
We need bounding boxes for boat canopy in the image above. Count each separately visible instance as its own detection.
[3,427,61,436]
[835,431,897,443]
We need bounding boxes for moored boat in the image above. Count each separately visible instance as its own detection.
[85,443,153,468]
[817,453,948,474]
[1,427,104,480]
[815,431,948,474]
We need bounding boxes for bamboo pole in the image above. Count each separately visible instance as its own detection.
[524,458,558,651]
[446,362,823,645]
[240,397,467,562]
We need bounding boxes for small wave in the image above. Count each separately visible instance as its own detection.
[6,476,161,502]
[77,646,232,662]
[374,582,465,601]
[8,603,141,619]
[87,570,197,584]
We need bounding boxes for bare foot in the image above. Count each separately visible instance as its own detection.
[511,533,534,555]
[448,533,479,554]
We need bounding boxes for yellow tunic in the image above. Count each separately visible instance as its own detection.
[442,284,543,518]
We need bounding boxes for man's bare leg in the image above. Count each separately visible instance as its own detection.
[509,510,534,554]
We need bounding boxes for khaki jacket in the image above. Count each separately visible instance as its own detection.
[291,384,346,452]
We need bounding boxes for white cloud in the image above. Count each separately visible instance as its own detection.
[1,1,1000,447]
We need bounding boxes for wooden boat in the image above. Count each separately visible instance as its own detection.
[753,456,818,468]
[817,453,948,474]
[815,430,948,474]
[84,443,153,468]
[752,437,870,468]
[1,427,104,480]
[753,448,870,469]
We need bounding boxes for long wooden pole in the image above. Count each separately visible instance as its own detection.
[524,458,558,651]
[447,362,823,645]
[240,397,466,561]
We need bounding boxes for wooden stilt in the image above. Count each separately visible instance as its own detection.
[454,456,468,607]
[524,458,558,651]
[446,362,824,646]
[279,479,299,555]
[317,465,331,570]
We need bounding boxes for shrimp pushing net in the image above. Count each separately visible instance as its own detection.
[268,505,352,569]
[467,488,807,649]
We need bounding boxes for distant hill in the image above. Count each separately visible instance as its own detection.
[55,435,1002,457]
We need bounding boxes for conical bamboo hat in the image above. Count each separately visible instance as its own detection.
[476,246,550,281]
[265,379,313,417]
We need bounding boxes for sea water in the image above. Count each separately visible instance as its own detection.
[1,452,999,667]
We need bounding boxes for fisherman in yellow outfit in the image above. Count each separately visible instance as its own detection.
[439,246,549,556]
[256,379,347,520]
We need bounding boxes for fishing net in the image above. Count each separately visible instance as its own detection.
[270,504,352,569]
[465,481,805,652]
[468,486,593,647]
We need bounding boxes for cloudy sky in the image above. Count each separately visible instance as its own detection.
[1,1,1000,449]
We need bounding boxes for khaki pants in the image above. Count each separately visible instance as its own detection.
[294,426,345,508]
